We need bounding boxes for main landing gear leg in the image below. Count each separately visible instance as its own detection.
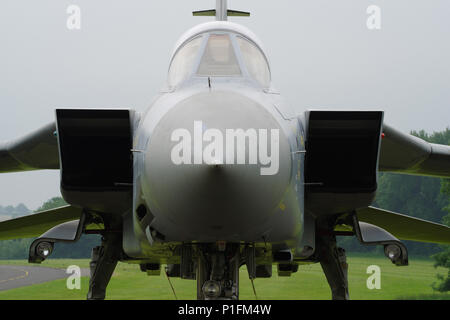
[87,234,121,300]
[318,233,349,300]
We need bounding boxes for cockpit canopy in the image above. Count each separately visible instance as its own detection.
[168,31,271,89]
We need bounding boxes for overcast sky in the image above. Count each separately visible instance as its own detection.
[0,0,449,209]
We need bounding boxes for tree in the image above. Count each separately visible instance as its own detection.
[0,203,30,219]
[36,197,68,212]
[0,238,33,259]
[431,179,450,292]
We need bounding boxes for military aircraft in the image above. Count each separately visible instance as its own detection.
[0,0,449,300]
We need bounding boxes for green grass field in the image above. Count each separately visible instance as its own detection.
[0,254,449,300]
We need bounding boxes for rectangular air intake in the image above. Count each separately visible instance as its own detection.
[56,109,133,191]
[304,110,384,194]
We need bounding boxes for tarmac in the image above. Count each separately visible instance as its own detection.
[0,265,90,291]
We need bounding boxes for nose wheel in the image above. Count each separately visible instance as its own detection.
[196,244,240,300]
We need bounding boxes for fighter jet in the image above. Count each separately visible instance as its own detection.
[0,0,449,300]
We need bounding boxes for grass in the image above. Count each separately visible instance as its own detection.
[0,255,448,300]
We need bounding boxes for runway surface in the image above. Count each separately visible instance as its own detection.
[0,265,89,291]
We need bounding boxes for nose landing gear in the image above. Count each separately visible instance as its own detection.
[196,243,240,300]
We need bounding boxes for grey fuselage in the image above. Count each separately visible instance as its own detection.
[123,21,306,259]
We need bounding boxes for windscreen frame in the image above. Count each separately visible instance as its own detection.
[167,30,272,89]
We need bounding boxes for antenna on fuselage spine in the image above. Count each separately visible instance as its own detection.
[193,0,250,21]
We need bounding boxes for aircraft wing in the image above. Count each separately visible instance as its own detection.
[0,122,59,173]
[379,124,450,178]
[0,205,82,240]
[356,206,450,245]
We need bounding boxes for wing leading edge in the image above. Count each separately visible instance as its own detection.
[0,122,59,173]
[379,124,450,178]
[0,205,82,240]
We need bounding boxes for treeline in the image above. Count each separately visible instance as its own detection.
[432,179,450,292]
[0,203,30,220]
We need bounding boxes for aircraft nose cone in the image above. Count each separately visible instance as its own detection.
[142,91,291,239]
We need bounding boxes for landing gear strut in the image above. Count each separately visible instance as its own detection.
[87,234,121,300]
[196,244,240,300]
[318,233,349,300]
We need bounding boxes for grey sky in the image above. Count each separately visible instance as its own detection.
[0,0,449,209]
